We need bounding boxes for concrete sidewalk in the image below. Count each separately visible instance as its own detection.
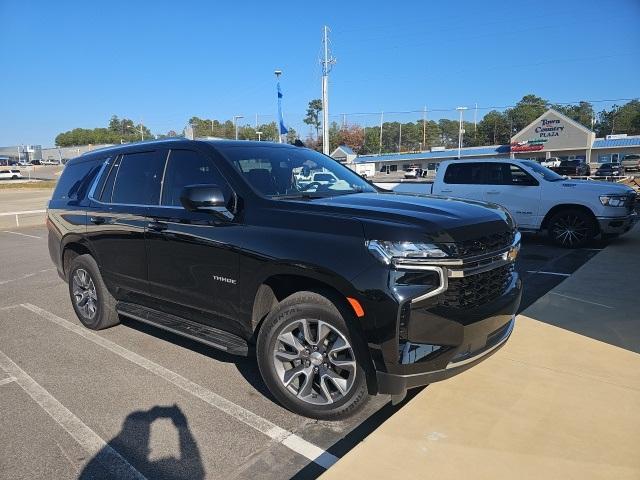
[322,227,640,480]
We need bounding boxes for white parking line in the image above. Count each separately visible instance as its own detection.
[526,270,571,277]
[0,348,147,480]
[0,376,16,386]
[1,230,42,239]
[21,303,339,470]
[0,268,56,286]
[549,292,614,309]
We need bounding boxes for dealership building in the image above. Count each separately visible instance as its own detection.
[343,109,640,177]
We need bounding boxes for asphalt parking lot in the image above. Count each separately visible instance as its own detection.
[0,225,605,480]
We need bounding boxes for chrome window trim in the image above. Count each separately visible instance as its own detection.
[86,157,112,200]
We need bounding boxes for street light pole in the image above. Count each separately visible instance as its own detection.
[233,115,244,140]
[274,70,283,143]
[456,106,468,159]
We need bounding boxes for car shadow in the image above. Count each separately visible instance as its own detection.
[290,387,426,480]
[79,404,205,480]
[118,317,275,401]
[118,318,428,479]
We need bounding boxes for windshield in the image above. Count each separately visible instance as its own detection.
[216,144,376,198]
[520,160,565,182]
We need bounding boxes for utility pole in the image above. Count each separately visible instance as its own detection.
[456,106,468,159]
[379,112,384,155]
[474,103,478,144]
[398,123,402,153]
[422,105,427,150]
[140,119,144,141]
[233,115,244,140]
[321,25,336,155]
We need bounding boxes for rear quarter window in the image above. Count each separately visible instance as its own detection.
[52,158,102,203]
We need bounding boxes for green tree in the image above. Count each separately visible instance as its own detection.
[553,101,595,129]
[477,110,511,145]
[504,94,549,134]
[304,99,323,139]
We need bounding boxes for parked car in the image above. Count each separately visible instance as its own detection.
[41,159,61,165]
[404,167,423,179]
[541,157,561,168]
[48,139,522,419]
[552,159,591,177]
[595,163,625,177]
[0,169,22,180]
[621,154,640,173]
[429,159,637,247]
[17,161,31,167]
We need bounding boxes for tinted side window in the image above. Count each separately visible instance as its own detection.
[111,151,165,205]
[52,159,102,202]
[485,163,538,186]
[443,163,484,184]
[161,149,229,207]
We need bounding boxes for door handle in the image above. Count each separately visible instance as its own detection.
[486,190,500,195]
[147,221,168,232]
[89,216,106,225]
[440,189,453,193]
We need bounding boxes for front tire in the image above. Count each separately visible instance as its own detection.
[257,291,368,420]
[548,209,596,248]
[68,254,119,330]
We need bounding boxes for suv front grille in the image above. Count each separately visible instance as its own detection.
[441,263,514,309]
[450,230,515,258]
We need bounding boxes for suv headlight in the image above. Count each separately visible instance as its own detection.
[599,195,627,207]
[366,240,447,265]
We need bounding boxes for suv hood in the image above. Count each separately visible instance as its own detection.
[303,192,514,244]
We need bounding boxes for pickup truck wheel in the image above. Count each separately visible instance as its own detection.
[257,291,368,420]
[68,254,119,330]
[548,209,595,248]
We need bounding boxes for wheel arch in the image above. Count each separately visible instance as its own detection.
[540,203,599,233]
[61,238,97,278]
[251,273,379,394]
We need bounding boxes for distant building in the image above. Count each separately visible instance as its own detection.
[330,145,357,165]
[338,109,640,178]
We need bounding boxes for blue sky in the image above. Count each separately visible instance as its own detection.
[1,0,638,146]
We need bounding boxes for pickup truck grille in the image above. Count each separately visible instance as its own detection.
[441,263,514,309]
[451,230,515,258]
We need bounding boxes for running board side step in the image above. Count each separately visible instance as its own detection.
[116,302,249,356]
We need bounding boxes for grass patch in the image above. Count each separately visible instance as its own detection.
[0,180,57,190]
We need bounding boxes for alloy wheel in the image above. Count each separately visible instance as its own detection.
[71,268,98,320]
[551,213,588,247]
[272,318,357,405]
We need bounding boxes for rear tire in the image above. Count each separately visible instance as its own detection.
[547,209,596,248]
[68,254,119,330]
[256,291,368,420]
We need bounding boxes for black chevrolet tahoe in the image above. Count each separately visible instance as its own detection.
[47,139,522,419]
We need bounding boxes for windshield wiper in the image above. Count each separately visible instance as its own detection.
[271,193,326,200]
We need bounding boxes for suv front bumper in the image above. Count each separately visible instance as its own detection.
[375,271,522,396]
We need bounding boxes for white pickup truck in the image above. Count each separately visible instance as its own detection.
[425,159,637,247]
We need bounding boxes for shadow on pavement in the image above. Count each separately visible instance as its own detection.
[119,317,275,401]
[290,387,425,480]
[79,405,205,480]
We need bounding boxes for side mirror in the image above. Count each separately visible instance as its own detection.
[180,184,233,219]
